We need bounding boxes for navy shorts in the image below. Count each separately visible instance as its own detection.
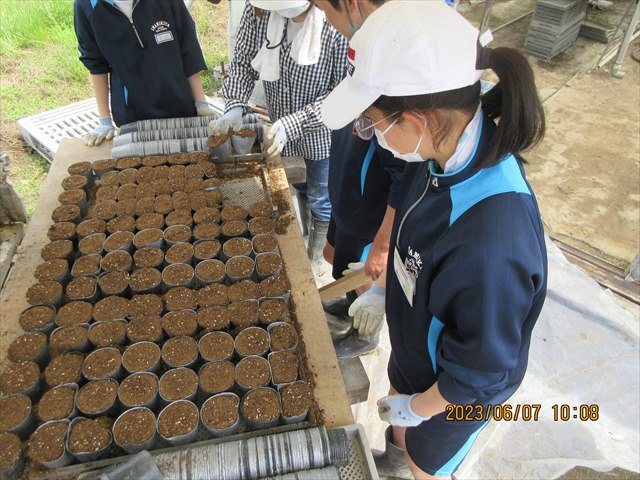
[327,217,373,280]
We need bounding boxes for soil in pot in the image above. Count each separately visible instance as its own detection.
[104,231,134,252]
[0,432,21,472]
[130,268,162,292]
[222,237,252,258]
[78,233,106,255]
[253,235,278,254]
[198,303,233,330]
[235,327,269,357]
[159,368,197,401]
[118,168,138,185]
[197,283,228,307]
[50,325,89,354]
[113,408,155,446]
[68,161,92,176]
[221,205,247,222]
[161,337,198,367]
[136,213,165,231]
[27,421,68,463]
[201,395,238,430]
[115,198,137,217]
[280,381,313,418]
[100,170,119,186]
[117,156,141,170]
[270,324,298,351]
[185,178,204,194]
[36,385,76,421]
[168,164,186,178]
[68,417,112,454]
[135,183,156,200]
[249,217,276,236]
[100,251,132,272]
[256,253,282,277]
[247,201,273,219]
[98,271,129,295]
[207,133,229,149]
[34,259,69,283]
[259,298,287,324]
[193,240,221,260]
[165,243,194,264]
[133,247,164,269]
[155,194,175,215]
[163,287,197,311]
[92,201,117,221]
[157,401,198,438]
[185,163,204,178]
[107,215,136,234]
[221,220,248,238]
[143,155,166,167]
[269,351,299,385]
[136,166,155,184]
[72,255,101,276]
[77,219,107,238]
[0,362,40,396]
[122,342,161,372]
[51,205,81,224]
[188,191,208,211]
[26,281,62,307]
[198,159,217,178]
[117,185,138,201]
[96,185,118,202]
[162,310,198,337]
[171,192,190,211]
[195,259,225,283]
[93,158,117,175]
[128,294,163,318]
[126,315,163,343]
[242,388,280,424]
[47,221,77,241]
[163,264,194,287]
[193,222,221,241]
[134,228,163,248]
[41,239,73,262]
[93,296,128,322]
[165,209,193,227]
[228,280,261,302]
[226,257,254,278]
[0,394,31,432]
[199,332,234,361]
[154,165,170,181]
[204,190,223,208]
[88,321,127,348]
[228,301,259,328]
[7,332,47,363]
[76,379,118,415]
[199,361,234,394]
[62,174,88,191]
[45,353,84,387]
[119,373,158,407]
[260,274,291,298]
[164,225,192,244]
[235,356,271,388]
[19,305,56,331]
[82,348,122,380]
[193,207,220,224]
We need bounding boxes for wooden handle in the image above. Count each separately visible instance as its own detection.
[318,269,371,301]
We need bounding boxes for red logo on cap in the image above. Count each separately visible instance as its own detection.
[348,47,356,62]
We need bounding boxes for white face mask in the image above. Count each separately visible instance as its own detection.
[277,4,309,18]
[374,115,427,163]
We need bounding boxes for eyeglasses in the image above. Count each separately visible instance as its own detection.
[353,112,400,140]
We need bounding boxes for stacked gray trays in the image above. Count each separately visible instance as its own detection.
[523,0,588,60]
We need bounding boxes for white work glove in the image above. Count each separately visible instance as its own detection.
[195,99,217,117]
[348,283,385,336]
[378,394,431,427]
[209,106,243,135]
[264,119,288,158]
[342,262,365,276]
[84,116,116,147]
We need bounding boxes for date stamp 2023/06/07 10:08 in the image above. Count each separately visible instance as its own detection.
[444,404,601,422]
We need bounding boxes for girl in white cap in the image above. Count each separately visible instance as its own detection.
[322,2,547,479]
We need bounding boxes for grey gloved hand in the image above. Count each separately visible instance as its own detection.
[84,116,116,147]
[378,394,431,427]
[209,106,243,135]
[195,99,217,117]
[348,283,386,336]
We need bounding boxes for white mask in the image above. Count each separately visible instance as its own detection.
[374,115,427,163]
[277,4,309,18]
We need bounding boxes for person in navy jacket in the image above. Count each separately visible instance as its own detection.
[74,0,215,146]
[322,3,547,479]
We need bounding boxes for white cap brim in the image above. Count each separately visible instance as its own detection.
[249,0,308,11]
[321,79,378,131]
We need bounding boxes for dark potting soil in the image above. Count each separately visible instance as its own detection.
[260,274,291,298]
[280,382,313,417]
[45,352,84,386]
[34,259,69,282]
[247,201,273,219]
[107,215,136,234]
[115,198,137,217]
[155,194,175,215]
[79,233,106,255]
[199,332,234,361]
[58,189,86,206]
[193,222,221,241]
[50,325,89,353]
[253,235,278,254]
[242,388,280,423]
[226,256,254,278]
[220,205,247,222]
[162,309,197,337]
[164,225,192,244]
[116,156,141,170]
[159,368,197,401]
[201,395,238,430]
[163,264,194,287]
[98,270,129,294]
[193,240,221,260]
[47,221,77,241]
[68,418,112,454]
[229,280,261,302]
[136,213,165,231]
[113,408,155,446]
[129,268,162,292]
[163,287,197,311]
[235,356,270,388]
[88,321,127,348]
[96,185,118,202]
[126,316,163,343]
[161,337,198,367]
[195,259,225,283]
[82,348,122,380]
[165,209,192,227]
[165,243,194,264]
[185,164,204,179]
[270,324,298,351]
[28,421,67,462]
[223,237,252,257]
[61,174,88,191]
[122,342,161,372]
[198,307,231,333]
[100,170,119,186]
[228,301,259,328]
[133,247,164,269]
[128,294,163,318]
[0,394,31,432]
[197,283,228,308]
[92,201,117,221]
[72,255,101,276]
[119,373,158,407]
[26,280,62,305]
[249,217,275,236]
[199,361,234,394]
[40,239,73,262]
[19,305,55,330]
[57,301,94,326]
[158,401,198,438]
[235,327,269,357]
[0,432,21,471]
[134,228,163,248]
[258,298,286,324]
[0,361,39,396]
[256,252,282,276]
[193,207,220,224]
[7,332,47,363]
[269,351,299,385]
[51,204,80,223]
[104,231,134,251]
[221,220,248,238]
[36,385,75,421]
[77,219,107,238]
[93,296,129,322]
[76,379,118,414]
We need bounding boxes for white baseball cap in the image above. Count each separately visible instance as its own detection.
[249,0,309,11]
[321,1,485,130]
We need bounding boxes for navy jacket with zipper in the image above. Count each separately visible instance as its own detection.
[74,0,207,126]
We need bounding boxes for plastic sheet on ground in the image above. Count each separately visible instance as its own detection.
[352,238,640,479]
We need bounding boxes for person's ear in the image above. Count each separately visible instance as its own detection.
[400,111,427,135]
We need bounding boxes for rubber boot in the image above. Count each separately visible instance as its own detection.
[322,290,358,317]
[372,427,413,480]
[293,187,309,238]
[333,327,380,358]
[307,216,330,279]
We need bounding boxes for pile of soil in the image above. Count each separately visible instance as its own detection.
[221,220,248,238]
[193,240,221,260]
[45,353,84,386]
[235,356,271,388]
[247,201,273,219]
[159,368,197,401]
[260,274,291,298]
[199,361,235,394]
[221,205,247,222]
[34,259,69,283]
[256,253,282,276]
[92,201,117,221]
[136,213,165,231]
[165,209,192,227]
[133,229,163,248]
[66,276,97,299]
[82,348,122,380]
[51,205,80,223]
[163,264,194,287]
[228,301,259,328]
[0,432,21,471]
[76,379,118,415]
[107,216,136,234]
[165,243,194,264]
[249,217,275,235]
[195,259,225,283]
[197,283,228,307]
[193,207,220,224]
[235,327,269,357]
[162,310,198,337]
[61,175,88,191]
[199,332,234,361]
[36,384,75,421]
[161,337,198,367]
[47,221,77,241]
[242,388,280,424]
[201,395,239,430]
[126,316,163,343]
[100,251,132,272]
[158,401,198,438]
[258,299,286,324]
[68,418,112,454]
[164,225,192,244]
[88,321,127,348]
[7,332,47,363]
[163,287,197,311]
[128,294,163,318]
[72,255,101,276]
[228,280,261,302]
[130,268,162,292]
[26,280,62,305]
[93,296,129,322]
[270,324,298,351]
[19,305,56,331]
[197,306,231,331]
[104,231,134,252]
[41,239,73,262]
[77,219,107,239]
[122,342,161,372]
[119,373,158,407]
[223,237,252,257]
[193,223,222,242]
[279,382,312,418]
[79,233,106,255]
[133,247,164,269]
[49,325,88,353]
[0,394,31,432]
[28,421,68,463]
[269,351,299,385]
[253,235,278,254]
[113,408,156,446]
[226,257,254,278]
